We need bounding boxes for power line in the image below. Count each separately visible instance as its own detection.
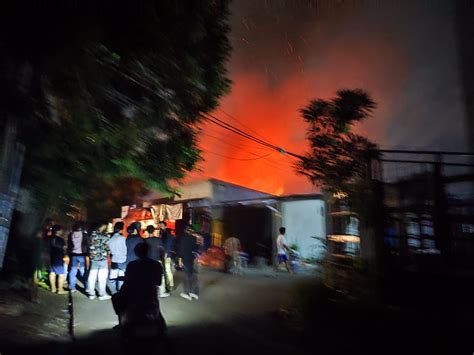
[200,112,280,151]
[200,139,296,173]
[201,127,281,157]
[91,53,307,162]
[200,131,274,153]
[199,112,307,161]
[204,128,300,167]
[201,149,271,161]
[218,108,268,141]
[199,131,296,170]
[200,130,298,169]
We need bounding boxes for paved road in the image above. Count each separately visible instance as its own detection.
[71,267,312,354]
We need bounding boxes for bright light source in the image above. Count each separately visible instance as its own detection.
[327,234,360,243]
[332,191,348,199]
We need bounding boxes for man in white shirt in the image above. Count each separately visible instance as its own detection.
[276,227,292,274]
[108,222,127,294]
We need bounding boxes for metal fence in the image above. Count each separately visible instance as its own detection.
[371,150,474,271]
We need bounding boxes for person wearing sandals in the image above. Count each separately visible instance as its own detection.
[49,225,68,294]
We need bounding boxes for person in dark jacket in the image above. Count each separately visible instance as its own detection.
[112,242,166,332]
[125,223,144,266]
[178,225,200,301]
[67,222,88,292]
[159,221,175,293]
[145,225,169,298]
[49,225,67,294]
[145,225,164,261]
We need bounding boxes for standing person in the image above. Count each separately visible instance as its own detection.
[142,224,153,239]
[30,229,48,301]
[224,236,242,274]
[33,228,50,286]
[49,225,68,294]
[27,228,49,301]
[145,225,169,298]
[43,218,55,239]
[125,222,144,266]
[108,221,127,294]
[145,225,163,261]
[159,221,175,293]
[86,221,111,300]
[67,222,88,293]
[202,230,211,253]
[112,243,166,332]
[276,227,293,274]
[178,225,200,301]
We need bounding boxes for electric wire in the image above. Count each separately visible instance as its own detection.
[201,147,295,174]
[200,128,278,156]
[200,112,307,160]
[91,53,307,162]
[218,108,269,141]
[200,112,280,151]
[200,132,297,172]
[201,149,271,161]
[200,131,274,153]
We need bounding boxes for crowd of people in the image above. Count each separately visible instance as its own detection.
[37,219,204,302]
[33,219,294,334]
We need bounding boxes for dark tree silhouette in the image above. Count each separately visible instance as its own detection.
[296,89,379,194]
[0,1,232,224]
[0,2,233,274]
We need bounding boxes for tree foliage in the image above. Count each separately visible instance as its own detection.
[0,1,232,221]
[296,89,379,194]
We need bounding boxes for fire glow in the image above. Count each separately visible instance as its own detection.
[189,1,463,195]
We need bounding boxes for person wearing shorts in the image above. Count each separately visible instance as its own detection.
[49,225,68,294]
[276,227,292,274]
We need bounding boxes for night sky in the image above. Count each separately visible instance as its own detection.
[191,0,468,195]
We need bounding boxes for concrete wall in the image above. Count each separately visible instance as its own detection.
[281,199,326,260]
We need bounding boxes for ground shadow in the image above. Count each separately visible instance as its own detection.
[4,271,474,355]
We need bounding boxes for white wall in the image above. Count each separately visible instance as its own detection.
[281,199,326,260]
